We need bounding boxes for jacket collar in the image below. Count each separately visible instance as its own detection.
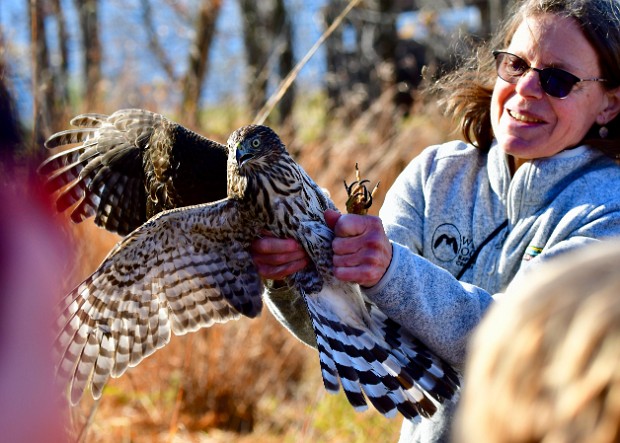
[487,142,606,221]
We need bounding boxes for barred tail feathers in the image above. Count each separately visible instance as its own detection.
[366,302,460,401]
[302,284,449,420]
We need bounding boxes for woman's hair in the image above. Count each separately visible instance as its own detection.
[433,0,620,154]
[454,240,620,443]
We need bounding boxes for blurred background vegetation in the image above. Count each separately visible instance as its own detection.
[1,0,511,441]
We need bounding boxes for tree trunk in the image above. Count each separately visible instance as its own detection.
[239,0,295,123]
[50,0,70,110]
[376,0,398,79]
[0,54,22,166]
[46,0,73,129]
[180,0,221,127]
[141,0,177,83]
[323,2,344,110]
[238,0,269,117]
[322,0,398,117]
[75,0,102,109]
[274,0,294,124]
[29,0,53,156]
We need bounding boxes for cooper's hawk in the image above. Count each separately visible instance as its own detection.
[55,124,459,419]
[39,109,228,236]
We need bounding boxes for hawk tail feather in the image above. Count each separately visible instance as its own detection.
[368,303,460,402]
[304,296,439,419]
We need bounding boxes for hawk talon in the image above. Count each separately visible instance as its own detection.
[344,164,379,215]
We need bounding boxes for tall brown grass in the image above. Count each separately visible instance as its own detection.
[57,92,452,442]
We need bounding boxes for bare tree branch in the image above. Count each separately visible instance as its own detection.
[29,0,53,153]
[254,0,362,125]
[50,0,70,112]
[162,0,192,25]
[74,0,102,109]
[180,0,222,126]
[139,0,178,82]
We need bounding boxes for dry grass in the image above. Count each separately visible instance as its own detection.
[55,94,452,442]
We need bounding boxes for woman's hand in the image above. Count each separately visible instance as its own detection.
[250,209,392,288]
[325,209,392,288]
[250,232,309,280]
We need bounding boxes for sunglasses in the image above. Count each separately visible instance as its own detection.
[493,51,607,99]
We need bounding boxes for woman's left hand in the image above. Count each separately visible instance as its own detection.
[324,209,393,288]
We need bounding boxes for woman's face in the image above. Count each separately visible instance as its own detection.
[491,14,618,167]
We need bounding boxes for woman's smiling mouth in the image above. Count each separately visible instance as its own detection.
[508,109,545,124]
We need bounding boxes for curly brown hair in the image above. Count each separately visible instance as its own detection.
[434,0,620,155]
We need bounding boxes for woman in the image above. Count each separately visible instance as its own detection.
[251,0,620,441]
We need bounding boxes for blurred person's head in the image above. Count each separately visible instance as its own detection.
[0,61,69,442]
[0,186,71,443]
[455,240,620,443]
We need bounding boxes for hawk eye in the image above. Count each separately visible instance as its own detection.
[251,138,261,148]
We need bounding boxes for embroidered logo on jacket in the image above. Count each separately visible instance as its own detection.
[432,223,474,265]
[523,245,543,261]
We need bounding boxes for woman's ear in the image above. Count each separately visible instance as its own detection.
[597,86,620,125]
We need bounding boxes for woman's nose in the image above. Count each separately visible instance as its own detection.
[515,69,545,99]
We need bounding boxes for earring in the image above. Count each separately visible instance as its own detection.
[599,125,609,139]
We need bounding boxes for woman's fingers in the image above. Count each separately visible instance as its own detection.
[250,234,309,280]
[328,213,392,287]
[250,211,393,287]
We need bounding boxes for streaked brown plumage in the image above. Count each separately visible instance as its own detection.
[39,109,228,236]
[55,124,459,420]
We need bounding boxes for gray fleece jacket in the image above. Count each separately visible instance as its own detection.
[264,140,620,442]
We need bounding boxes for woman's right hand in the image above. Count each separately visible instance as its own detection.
[250,232,309,280]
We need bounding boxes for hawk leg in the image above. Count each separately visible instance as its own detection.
[290,220,335,293]
[344,163,379,215]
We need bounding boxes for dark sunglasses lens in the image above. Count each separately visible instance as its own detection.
[495,53,527,81]
[539,68,578,98]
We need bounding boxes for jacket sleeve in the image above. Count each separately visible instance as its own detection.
[363,242,494,369]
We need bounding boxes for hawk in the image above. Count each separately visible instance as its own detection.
[55,124,459,419]
[38,109,228,236]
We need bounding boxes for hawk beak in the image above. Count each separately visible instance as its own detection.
[235,145,254,168]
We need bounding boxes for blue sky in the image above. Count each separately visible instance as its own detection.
[0,0,478,121]
[0,0,328,119]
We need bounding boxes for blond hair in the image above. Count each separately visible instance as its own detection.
[455,240,620,443]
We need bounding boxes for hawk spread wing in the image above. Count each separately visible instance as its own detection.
[39,109,228,235]
[54,124,459,420]
[56,198,263,403]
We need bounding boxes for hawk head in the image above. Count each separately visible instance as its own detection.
[227,125,286,172]
[225,125,291,202]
